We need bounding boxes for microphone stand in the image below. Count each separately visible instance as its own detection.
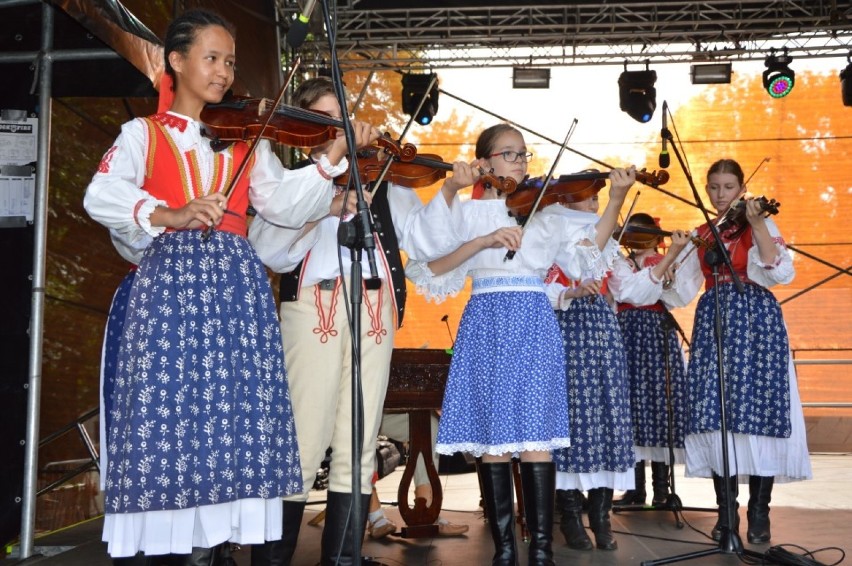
[640,127,763,565]
[318,1,381,564]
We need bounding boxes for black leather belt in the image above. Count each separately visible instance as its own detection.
[317,277,383,291]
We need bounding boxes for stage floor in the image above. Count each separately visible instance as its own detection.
[6,453,851,565]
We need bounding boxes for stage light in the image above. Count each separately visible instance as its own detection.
[401,72,439,126]
[618,63,657,123]
[690,62,732,85]
[513,67,551,89]
[840,52,852,107]
[763,48,795,98]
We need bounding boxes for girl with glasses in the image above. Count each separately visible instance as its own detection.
[405,123,636,565]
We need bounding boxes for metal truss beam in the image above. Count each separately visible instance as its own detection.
[276,0,852,70]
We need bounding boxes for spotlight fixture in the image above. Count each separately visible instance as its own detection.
[840,52,852,107]
[513,67,551,89]
[401,72,439,126]
[690,62,733,85]
[618,62,657,123]
[763,48,795,98]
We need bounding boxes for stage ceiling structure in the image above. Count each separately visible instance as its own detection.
[274,0,852,71]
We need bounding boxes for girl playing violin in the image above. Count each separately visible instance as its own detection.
[663,158,811,545]
[405,123,636,565]
[607,213,691,510]
[84,10,377,564]
[545,192,635,552]
[248,78,477,564]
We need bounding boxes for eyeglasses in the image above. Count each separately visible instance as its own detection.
[489,150,533,163]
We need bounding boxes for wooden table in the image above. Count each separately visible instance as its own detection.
[383,348,451,537]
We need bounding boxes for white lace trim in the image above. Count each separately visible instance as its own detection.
[405,260,465,304]
[436,438,571,458]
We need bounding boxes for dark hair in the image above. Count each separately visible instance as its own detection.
[707,159,745,185]
[627,212,657,227]
[293,77,336,110]
[164,9,235,86]
[475,123,522,159]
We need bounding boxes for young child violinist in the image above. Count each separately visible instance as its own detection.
[662,158,811,544]
[247,77,476,564]
[607,213,691,510]
[545,191,636,552]
[84,9,377,565]
[405,124,636,565]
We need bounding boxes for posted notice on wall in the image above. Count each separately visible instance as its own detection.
[0,116,37,224]
[0,117,37,165]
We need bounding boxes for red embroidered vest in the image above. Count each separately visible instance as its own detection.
[141,113,253,237]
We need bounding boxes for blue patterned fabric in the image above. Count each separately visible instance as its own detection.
[553,296,634,474]
[618,308,687,449]
[436,289,570,456]
[103,230,302,514]
[687,282,791,437]
[103,269,136,441]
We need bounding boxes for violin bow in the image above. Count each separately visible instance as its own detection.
[504,119,578,261]
[201,56,302,240]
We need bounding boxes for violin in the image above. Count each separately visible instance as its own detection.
[505,169,670,219]
[334,145,517,192]
[201,95,346,148]
[615,224,713,250]
[713,196,781,238]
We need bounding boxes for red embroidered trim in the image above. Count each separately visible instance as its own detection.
[133,199,146,227]
[364,281,387,345]
[312,279,340,343]
[316,161,332,180]
[152,112,188,132]
[98,146,118,174]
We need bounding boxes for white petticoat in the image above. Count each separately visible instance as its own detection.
[102,498,282,557]
[684,355,812,484]
[555,470,635,492]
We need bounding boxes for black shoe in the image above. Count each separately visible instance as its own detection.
[747,475,774,544]
[711,474,739,541]
[613,461,646,507]
[251,500,306,565]
[556,489,592,551]
[520,462,555,565]
[650,462,670,506]
[478,462,517,566]
[587,488,617,551]
[321,491,371,566]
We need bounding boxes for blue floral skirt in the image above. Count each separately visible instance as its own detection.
[552,296,634,476]
[436,289,570,457]
[687,283,790,437]
[102,229,302,515]
[618,308,688,461]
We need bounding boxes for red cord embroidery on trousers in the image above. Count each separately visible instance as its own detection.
[312,280,340,343]
[364,282,387,345]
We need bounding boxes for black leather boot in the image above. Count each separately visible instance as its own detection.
[251,500,306,565]
[613,461,646,506]
[556,489,592,550]
[182,545,225,566]
[650,461,671,506]
[519,462,555,566]
[711,474,740,541]
[479,462,517,565]
[587,488,617,551]
[747,475,774,544]
[320,491,371,566]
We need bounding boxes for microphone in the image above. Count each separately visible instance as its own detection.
[286,0,317,50]
[441,314,456,354]
[659,100,670,169]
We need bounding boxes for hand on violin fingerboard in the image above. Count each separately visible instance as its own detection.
[326,120,382,166]
[608,166,637,204]
[440,160,482,204]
